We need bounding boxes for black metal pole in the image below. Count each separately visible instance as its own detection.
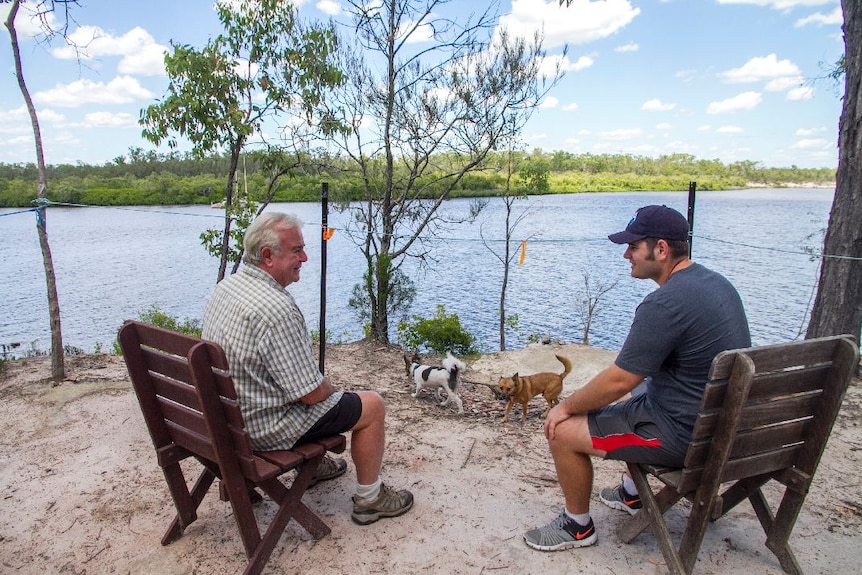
[319,182,329,374]
[687,181,696,258]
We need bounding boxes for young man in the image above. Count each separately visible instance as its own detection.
[523,204,750,551]
[202,212,413,525]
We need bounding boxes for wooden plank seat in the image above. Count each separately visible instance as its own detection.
[118,320,346,575]
[617,334,859,575]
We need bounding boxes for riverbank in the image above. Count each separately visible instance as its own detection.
[1,341,859,574]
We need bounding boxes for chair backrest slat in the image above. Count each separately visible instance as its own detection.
[700,363,834,410]
[678,335,858,494]
[120,321,278,481]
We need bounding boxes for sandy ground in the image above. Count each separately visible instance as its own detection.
[0,341,860,575]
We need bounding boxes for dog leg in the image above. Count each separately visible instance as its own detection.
[444,386,464,414]
[503,400,514,423]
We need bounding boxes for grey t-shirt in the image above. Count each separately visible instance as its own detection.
[614,263,751,454]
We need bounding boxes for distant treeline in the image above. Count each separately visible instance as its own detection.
[0,148,835,208]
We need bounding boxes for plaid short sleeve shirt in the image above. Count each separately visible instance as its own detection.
[201,265,343,450]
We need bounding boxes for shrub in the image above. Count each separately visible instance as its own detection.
[397,304,477,356]
[113,305,202,354]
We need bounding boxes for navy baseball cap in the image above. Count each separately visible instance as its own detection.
[608,205,690,244]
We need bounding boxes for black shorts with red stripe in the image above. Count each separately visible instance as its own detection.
[587,392,687,468]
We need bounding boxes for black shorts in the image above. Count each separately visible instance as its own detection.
[299,391,362,442]
[587,393,686,468]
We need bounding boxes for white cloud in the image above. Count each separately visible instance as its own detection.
[707,91,762,114]
[717,125,744,133]
[316,0,342,16]
[498,0,640,49]
[11,3,60,38]
[81,112,139,128]
[598,128,642,141]
[33,76,154,108]
[615,42,639,52]
[656,122,671,130]
[540,54,594,76]
[399,20,435,44]
[719,54,801,83]
[787,86,815,100]
[717,0,835,10]
[765,76,805,91]
[698,125,712,131]
[51,26,168,77]
[795,6,843,27]
[642,98,675,111]
[791,138,832,151]
[563,102,579,111]
[540,96,560,109]
[796,127,826,136]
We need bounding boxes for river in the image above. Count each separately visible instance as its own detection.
[0,188,834,358]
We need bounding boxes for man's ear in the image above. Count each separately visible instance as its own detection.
[656,239,670,259]
[259,246,274,266]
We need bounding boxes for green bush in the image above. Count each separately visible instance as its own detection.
[397,304,477,356]
[113,305,202,354]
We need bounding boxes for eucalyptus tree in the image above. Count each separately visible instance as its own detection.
[4,0,76,380]
[140,0,344,282]
[807,0,862,345]
[328,0,564,344]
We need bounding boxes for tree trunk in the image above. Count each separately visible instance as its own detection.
[807,0,862,344]
[6,0,65,380]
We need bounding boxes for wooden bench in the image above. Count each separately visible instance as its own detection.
[618,334,858,575]
[118,320,346,575]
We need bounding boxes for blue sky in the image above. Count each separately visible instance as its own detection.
[0,0,844,169]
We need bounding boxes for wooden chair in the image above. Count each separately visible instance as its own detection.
[618,334,859,575]
[118,320,346,575]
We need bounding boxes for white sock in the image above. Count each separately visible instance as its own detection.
[622,475,638,495]
[564,509,592,526]
[355,477,382,501]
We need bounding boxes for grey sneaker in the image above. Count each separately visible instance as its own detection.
[308,455,348,487]
[523,512,597,551]
[599,477,642,516]
[351,483,414,525]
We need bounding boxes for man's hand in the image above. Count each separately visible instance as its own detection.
[543,401,573,441]
[300,377,335,406]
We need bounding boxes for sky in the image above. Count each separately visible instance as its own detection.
[0,0,844,170]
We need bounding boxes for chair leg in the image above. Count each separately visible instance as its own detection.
[243,453,331,575]
[677,488,719,575]
[625,464,689,575]
[161,466,216,545]
[762,489,805,575]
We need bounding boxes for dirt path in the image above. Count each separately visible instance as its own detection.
[1,342,859,574]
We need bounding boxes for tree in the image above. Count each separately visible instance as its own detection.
[140,0,344,282]
[806,1,862,345]
[5,0,73,381]
[481,144,550,351]
[328,0,564,343]
[575,269,617,346]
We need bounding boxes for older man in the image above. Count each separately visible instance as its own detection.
[202,212,413,525]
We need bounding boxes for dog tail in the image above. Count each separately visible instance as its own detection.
[555,354,572,380]
[442,351,466,388]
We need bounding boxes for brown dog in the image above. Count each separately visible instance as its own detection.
[498,354,572,423]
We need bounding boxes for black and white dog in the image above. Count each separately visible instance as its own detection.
[404,352,466,414]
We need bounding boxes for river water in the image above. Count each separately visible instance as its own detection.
[0,188,834,357]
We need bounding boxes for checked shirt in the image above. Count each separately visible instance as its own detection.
[202,265,343,450]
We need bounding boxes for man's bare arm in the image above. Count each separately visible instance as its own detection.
[300,377,336,406]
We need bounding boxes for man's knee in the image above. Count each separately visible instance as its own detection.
[548,416,603,457]
[355,391,385,426]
